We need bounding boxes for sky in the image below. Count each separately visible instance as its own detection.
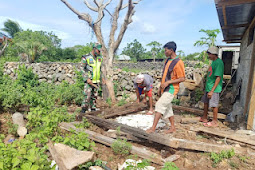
[0,0,232,55]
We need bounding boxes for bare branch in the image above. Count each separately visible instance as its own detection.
[121,0,141,10]
[84,0,98,12]
[108,0,124,47]
[61,0,93,25]
[103,0,112,8]
[114,0,135,51]
[94,0,100,8]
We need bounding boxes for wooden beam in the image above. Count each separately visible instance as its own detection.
[192,127,255,146]
[223,39,242,43]
[222,5,228,26]
[247,67,255,129]
[83,115,246,154]
[216,0,255,7]
[172,105,226,120]
[59,122,168,165]
[222,23,249,29]
[244,17,255,120]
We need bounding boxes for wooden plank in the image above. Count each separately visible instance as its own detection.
[84,116,246,154]
[222,5,227,26]
[103,103,147,119]
[59,122,165,165]
[247,71,255,129]
[222,23,249,29]
[194,127,255,146]
[244,17,255,118]
[216,0,255,7]
[181,117,199,124]
[172,105,226,120]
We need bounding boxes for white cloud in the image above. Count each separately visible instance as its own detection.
[142,23,156,33]
[0,16,71,40]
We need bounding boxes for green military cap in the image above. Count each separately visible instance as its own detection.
[93,43,102,50]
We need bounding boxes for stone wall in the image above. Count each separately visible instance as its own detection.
[4,62,83,84]
[4,61,207,105]
[4,61,207,84]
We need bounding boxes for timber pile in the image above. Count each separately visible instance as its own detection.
[86,102,148,119]
[59,122,180,165]
[84,115,247,154]
[172,105,226,120]
[190,127,255,147]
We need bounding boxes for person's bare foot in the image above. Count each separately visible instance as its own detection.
[146,110,154,115]
[146,128,155,133]
[199,117,208,123]
[164,127,176,134]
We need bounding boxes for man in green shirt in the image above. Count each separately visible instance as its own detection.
[200,46,224,127]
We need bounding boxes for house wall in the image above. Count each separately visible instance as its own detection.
[236,28,254,110]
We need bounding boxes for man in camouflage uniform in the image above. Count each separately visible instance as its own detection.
[81,43,103,113]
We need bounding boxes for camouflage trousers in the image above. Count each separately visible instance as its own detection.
[81,83,98,111]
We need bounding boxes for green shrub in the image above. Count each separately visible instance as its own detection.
[111,138,132,156]
[172,98,180,105]
[161,162,179,170]
[15,65,39,88]
[210,148,235,166]
[126,159,150,170]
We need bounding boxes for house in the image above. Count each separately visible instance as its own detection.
[218,45,240,75]
[116,54,131,62]
[0,32,11,45]
[215,0,255,129]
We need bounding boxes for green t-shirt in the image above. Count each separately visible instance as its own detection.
[205,58,224,93]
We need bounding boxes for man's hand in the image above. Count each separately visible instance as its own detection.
[160,81,170,90]
[207,91,213,99]
[136,99,140,103]
[102,78,106,85]
[87,79,93,85]
[142,98,147,104]
[157,88,161,97]
[87,79,99,89]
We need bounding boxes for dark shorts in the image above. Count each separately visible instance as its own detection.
[201,92,220,108]
[138,85,153,97]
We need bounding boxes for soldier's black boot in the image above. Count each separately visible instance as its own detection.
[81,107,86,114]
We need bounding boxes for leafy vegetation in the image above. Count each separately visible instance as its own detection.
[125,159,150,170]
[210,148,235,167]
[111,138,132,156]
[161,162,179,170]
[0,62,96,169]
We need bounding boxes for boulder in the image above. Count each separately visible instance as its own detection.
[48,143,95,170]
[12,112,26,127]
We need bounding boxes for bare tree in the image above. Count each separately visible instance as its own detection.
[61,0,142,102]
[0,37,8,57]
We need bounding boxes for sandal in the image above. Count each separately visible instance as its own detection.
[203,121,218,127]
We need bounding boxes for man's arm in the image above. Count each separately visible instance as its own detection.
[207,76,221,98]
[161,77,185,89]
[135,88,140,103]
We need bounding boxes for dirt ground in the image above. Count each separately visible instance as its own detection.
[1,105,255,170]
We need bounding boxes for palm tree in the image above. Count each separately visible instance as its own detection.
[1,19,22,38]
[194,29,220,61]
[16,41,47,62]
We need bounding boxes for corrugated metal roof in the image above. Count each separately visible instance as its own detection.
[215,0,255,43]
[118,54,131,60]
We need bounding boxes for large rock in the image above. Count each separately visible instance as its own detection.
[12,112,26,127]
[49,143,95,170]
[177,82,190,96]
